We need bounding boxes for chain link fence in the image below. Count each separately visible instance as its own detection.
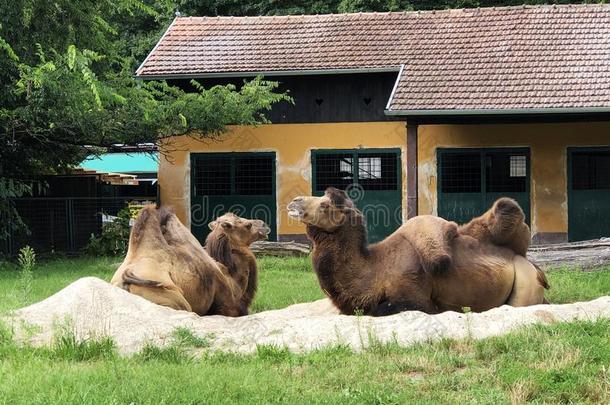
[1,196,156,255]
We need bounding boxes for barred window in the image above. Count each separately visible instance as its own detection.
[572,152,610,190]
[193,154,274,196]
[486,153,527,192]
[314,153,354,191]
[440,153,481,193]
[193,156,231,195]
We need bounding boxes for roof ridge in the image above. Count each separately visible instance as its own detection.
[177,3,609,20]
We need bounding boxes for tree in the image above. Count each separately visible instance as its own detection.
[0,0,290,241]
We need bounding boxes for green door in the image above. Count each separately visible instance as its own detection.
[311,149,402,243]
[438,148,530,225]
[568,148,610,241]
[190,153,277,243]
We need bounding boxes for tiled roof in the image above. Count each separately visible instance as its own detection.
[137,5,610,113]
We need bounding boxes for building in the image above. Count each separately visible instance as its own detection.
[136,5,610,244]
[81,152,159,198]
[3,152,158,254]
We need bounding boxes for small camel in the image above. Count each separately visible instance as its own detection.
[205,213,271,312]
[287,187,548,316]
[111,205,246,316]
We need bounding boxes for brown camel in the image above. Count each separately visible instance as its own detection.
[401,197,532,274]
[287,187,548,316]
[110,205,246,316]
[205,213,271,312]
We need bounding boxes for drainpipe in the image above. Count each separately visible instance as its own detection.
[406,122,418,219]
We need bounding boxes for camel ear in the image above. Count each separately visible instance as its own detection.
[208,221,218,230]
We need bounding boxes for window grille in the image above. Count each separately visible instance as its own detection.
[314,151,399,192]
[193,155,274,196]
[193,156,231,196]
[358,153,398,191]
[440,153,481,193]
[572,152,610,190]
[486,153,527,193]
[510,155,527,177]
[235,156,273,195]
[315,153,354,191]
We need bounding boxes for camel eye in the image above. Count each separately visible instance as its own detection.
[320,203,330,210]
[246,223,252,230]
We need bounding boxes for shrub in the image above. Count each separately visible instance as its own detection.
[84,206,132,256]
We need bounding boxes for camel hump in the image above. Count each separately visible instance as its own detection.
[506,256,548,307]
[459,198,530,256]
[489,198,525,236]
[401,215,458,275]
[128,205,171,254]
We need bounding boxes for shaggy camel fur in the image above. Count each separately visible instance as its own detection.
[111,206,246,316]
[205,213,271,311]
[401,197,533,274]
[287,188,547,316]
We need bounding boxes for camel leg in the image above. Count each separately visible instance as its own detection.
[207,281,247,317]
[122,264,193,312]
[128,284,193,312]
[506,256,546,306]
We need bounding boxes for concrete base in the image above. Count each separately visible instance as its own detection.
[532,232,568,245]
[279,234,311,245]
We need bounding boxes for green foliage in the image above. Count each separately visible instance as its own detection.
[171,327,211,348]
[136,343,193,363]
[0,0,291,242]
[17,245,35,305]
[52,334,117,361]
[84,207,132,256]
[0,178,32,240]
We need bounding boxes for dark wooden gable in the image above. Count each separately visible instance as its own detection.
[170,72,400,124]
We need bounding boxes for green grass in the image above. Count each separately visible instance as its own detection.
[0,319,608,403]
[1,255,608,313]
[0,256,609,403]
[0,256,324,314]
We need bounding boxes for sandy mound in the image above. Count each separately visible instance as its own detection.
[6,277,610,355]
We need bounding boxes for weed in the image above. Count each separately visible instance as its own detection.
[17,246,35,305]
[136,343,192,364]
[171,327,211,348]
[51,333,117,361]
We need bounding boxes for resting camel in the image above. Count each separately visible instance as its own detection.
[205,213,271,312]
[287,187,548,316]
[110,205,246,316]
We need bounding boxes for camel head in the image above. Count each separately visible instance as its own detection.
[287,187,355,231]
[208,212,271,246]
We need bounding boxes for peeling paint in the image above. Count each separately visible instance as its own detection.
[159,122,407,236]
[160,121,610,239]
[418,122,610,235]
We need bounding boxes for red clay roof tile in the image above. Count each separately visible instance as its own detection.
[137,5,610,112]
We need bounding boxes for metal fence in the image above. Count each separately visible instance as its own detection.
[2,196,156,255]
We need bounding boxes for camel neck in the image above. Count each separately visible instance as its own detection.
[307,220,375,314]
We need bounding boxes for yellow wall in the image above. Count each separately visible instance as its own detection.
[159,120,610,240]
[159,122,407,235]
[418,121,610,238]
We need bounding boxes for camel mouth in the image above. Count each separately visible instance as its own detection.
[287,209,302,219]
[287,201,304,219]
